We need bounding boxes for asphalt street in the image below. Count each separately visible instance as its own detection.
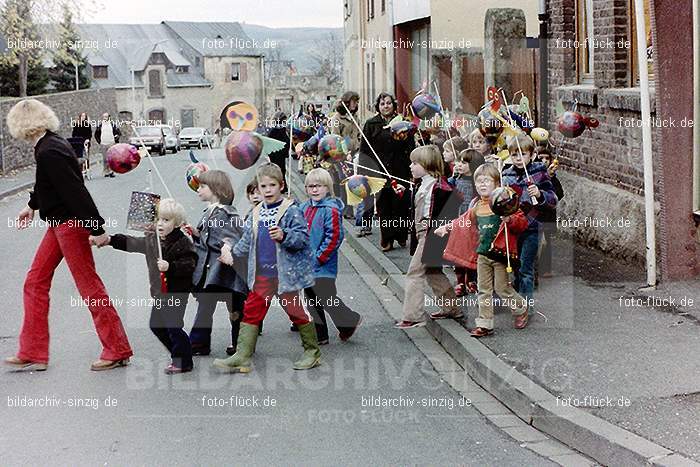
[0,149,555,466]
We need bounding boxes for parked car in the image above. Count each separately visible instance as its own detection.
[159,125,180,153]
[129,126,166,155]
[179,127,213,149]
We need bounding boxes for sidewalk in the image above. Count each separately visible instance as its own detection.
[289,173,700,466]
[0,165,35,200]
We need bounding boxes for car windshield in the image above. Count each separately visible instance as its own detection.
[135,127,161,137]
[180,128,203,136]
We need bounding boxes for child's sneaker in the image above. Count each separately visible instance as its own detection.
[454,283,466,297]
[467,282,478,294]
[393,320,426,329]
[164,364,192,375]
[470,327,494,338]
[429,310,464,320]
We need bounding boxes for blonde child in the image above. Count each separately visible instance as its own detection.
[299,168,362,343]
[213,163,320,372]
[442,136,469,176]
[108,199,197,373]
[395,145,462,328]
[467,128,492,166]
[437,164,529,336]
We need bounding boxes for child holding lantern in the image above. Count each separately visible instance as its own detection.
[436,164,529,336]
[501,134,558,311]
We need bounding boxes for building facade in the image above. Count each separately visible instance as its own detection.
[77,22,264,133]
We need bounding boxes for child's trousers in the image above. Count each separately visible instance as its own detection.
[304,277,361,341]
[190,285,246,351]
[150,294,192,370]
[242,276,312,327]
[402,231,460,322]
[475,255,527,330]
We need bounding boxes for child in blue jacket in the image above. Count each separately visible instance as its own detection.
[299,168,362,344]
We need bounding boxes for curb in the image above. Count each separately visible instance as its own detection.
[287,173,700,467]
[0,181,33,201]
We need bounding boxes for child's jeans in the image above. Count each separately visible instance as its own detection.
[475,255,527,330]
[402,231,460,322]
[242,276,312,327]
[514,228,541,311]
[150,294,192,370]
[19,223,133,363]
[190,285,246,351]
[355,195,374,232]
[304,277,361,341]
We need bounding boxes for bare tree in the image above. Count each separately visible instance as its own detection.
[309,32,343,86]
[0,0,97,96]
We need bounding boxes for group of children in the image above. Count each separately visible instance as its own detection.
[392,129,562,338]
[106,163,361,374]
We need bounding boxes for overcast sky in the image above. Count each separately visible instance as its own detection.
[83,0,343,28]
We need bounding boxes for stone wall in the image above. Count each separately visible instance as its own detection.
[546,0,661,264]
[0,88,118,173]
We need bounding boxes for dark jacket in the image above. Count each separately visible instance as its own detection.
[110,229,197,297]
[409,176,462,267]
[28,131,106,236]
[192,204,247,294]
[267,126,290,175]
[540,174,564,223]
[359,113,414,188]
[71,121,92,143]
[501,161,558,232]
[94,121,120,144]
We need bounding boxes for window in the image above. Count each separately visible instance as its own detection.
[148,109,164,125]
[181,109,194,128]
[231,62,240,81]
[175,65,189,73]
[381,0,385,13]
[93,65,108,79]
[410,25,430,92]
[118,111,133,124]
[195,56,200,67]
[367,0,374,20]
[629,0,654,84]
[576,0,595,83]
[148,70,162,97]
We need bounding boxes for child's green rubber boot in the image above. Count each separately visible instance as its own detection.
[212,323,259,373]
[293,322,321,370]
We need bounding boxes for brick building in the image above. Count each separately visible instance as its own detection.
[545,0,698,280]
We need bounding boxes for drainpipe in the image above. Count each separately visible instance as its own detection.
[634,0,657,288]
[538,0,549,128]
[693,0,700,213]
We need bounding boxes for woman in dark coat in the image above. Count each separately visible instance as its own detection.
[4,99,133,372]
[71,112,92,153]
[358,92,415,251]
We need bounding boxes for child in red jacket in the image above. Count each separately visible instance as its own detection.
[436,163,529,337]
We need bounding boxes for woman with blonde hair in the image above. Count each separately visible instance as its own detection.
[3,99,133,372]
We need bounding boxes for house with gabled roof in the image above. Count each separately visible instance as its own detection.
[75,21,263,131]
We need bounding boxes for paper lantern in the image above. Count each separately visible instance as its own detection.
[224,131,263,170]
[106,143,141,174]
[318,134,348,162]
[411,93,440,120]
[489,186,520,217]
[186,162,209,192]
